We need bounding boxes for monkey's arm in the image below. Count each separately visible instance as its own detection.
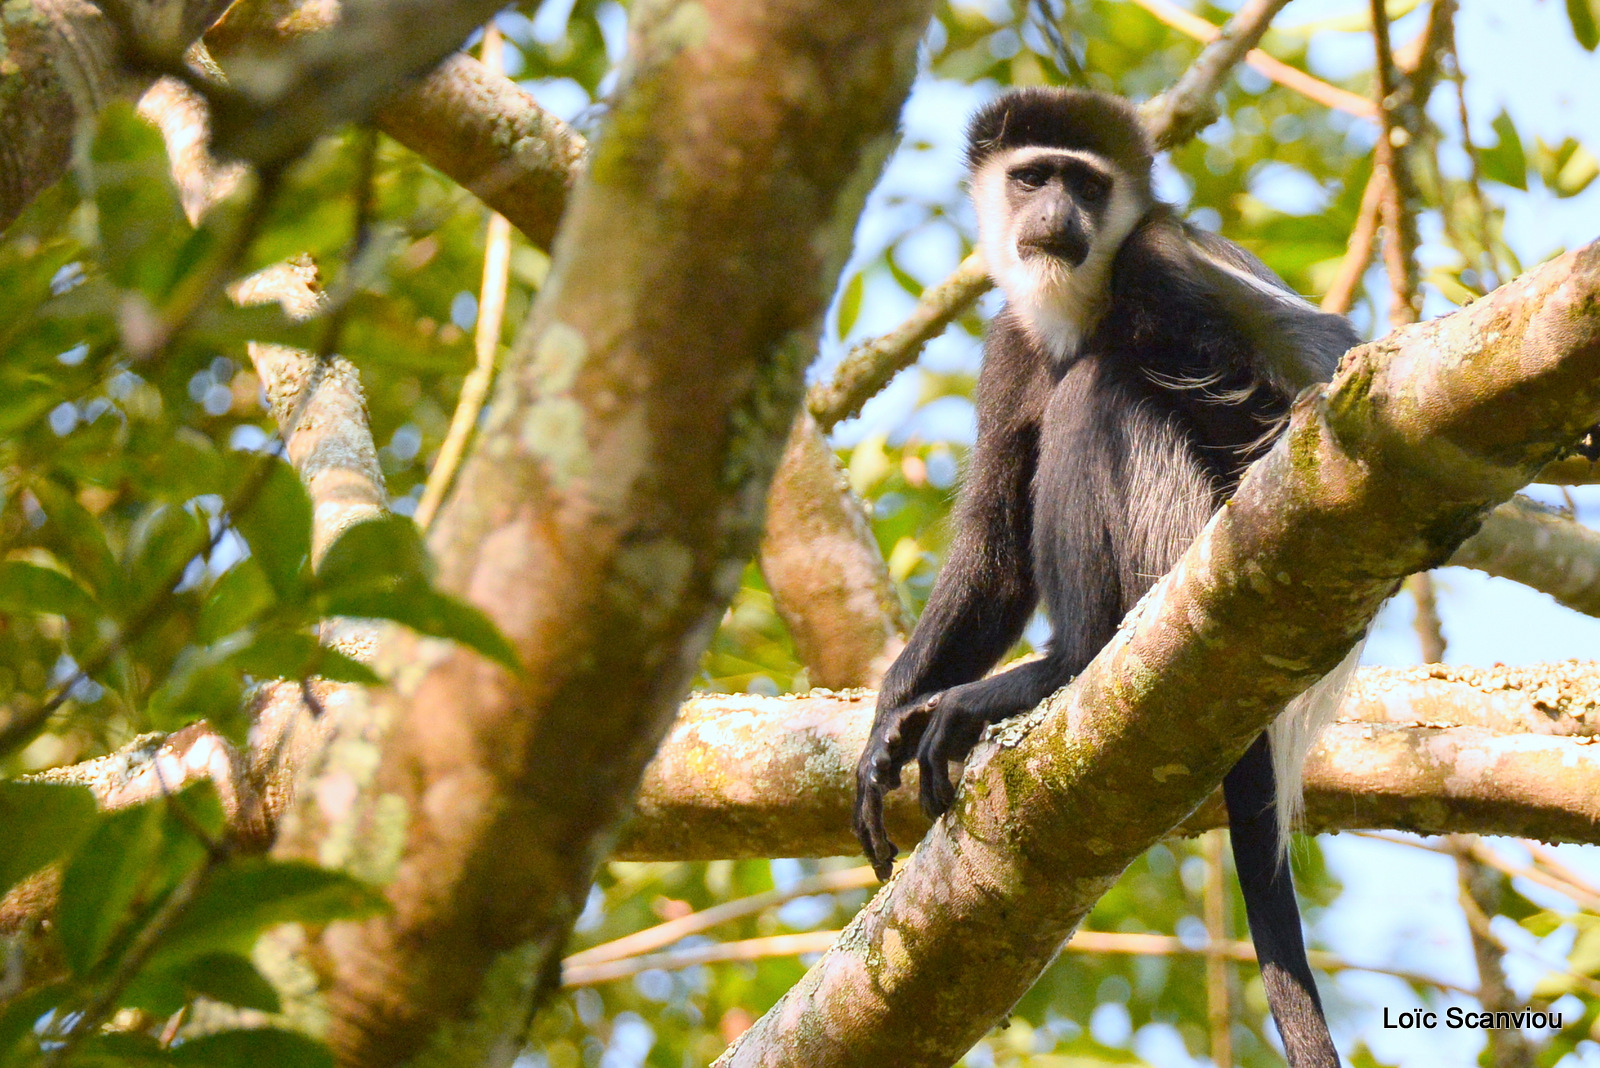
[853,321,1046,877]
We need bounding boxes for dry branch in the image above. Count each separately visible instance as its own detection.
[562,925,1475,997]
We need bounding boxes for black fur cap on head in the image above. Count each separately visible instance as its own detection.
[966,88,1155,198]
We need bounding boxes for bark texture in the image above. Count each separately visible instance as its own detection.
[612,663,1600,860]
[1448,495,1600,615]
[759,413,908,689]
[0,0,131,231]
[375,54,584,252]
[265,1,936,1064]
[715,241,1600,1067]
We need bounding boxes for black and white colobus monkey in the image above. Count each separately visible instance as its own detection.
[853,88,1362,1068]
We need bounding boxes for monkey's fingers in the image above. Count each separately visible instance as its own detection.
[851,778,897,881]
[917,720,960,819]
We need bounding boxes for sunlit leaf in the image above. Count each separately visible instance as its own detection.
[0,780,98,898]
[0,561,100,622]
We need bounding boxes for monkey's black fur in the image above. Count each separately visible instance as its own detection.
[853,89,1357,1068]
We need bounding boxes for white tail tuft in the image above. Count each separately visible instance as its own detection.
[1266,636,1365,856]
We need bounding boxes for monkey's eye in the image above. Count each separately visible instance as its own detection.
[1009,166,1050,190]
[1079,175,1110,203]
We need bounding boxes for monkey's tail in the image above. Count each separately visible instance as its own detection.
[1266,636,1365,856]
[1224,735,1342,1068]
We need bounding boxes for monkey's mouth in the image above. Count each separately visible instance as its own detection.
[1018,232,1089,268]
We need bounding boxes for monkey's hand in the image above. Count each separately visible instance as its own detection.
[853,697,935,881]
[916,683,996,821]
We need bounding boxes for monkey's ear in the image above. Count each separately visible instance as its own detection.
[1183,224,1363,397]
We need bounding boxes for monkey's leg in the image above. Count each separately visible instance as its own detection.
[914,655,1072,818]
[1224,734,1340,1068]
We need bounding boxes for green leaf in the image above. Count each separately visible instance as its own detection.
[58,800,172,973]
[198,559,277,643]
[1569,0,1600,49]
[145,428,228,503]
[228,631,381,686]
[30,481,120,601]
[886,250,925,298]
[0,780,98,898]
[121,952,281,1014]
[124,503,206,607]
[57,784,223,974]
[1479,110,1528,190]
[317,514,431,594]
[74,1031,172,1066]
[169,1028,333,1068]
[175,953,283,1012]
[229,458,313,599]
[316,516,518,671]
[152,858,386,966]
[835,271,865,338]
[145,651,247,736]
[0,561,101,622]
[323,586,520,673]
[1556,142,1599,198]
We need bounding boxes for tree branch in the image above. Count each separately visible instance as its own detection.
[374,54,585,252]
[1447,495,1600,617]
[614,661,1600,862]
[758,413,908,689]
[806,253,991,430]
[1135,0,1378,144]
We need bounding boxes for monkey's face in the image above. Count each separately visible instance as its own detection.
[1003,150,1111,268]
[971,145,1147,360]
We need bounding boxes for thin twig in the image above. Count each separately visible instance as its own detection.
[1443,16,1499,290]
[1524,842,1600,905]
[1320,167,1385,315]
[1141,0,1296,148]
[415,23,516,530]
[1132,0,1378,133]
[565,865,878,968]
[1447,835,1540,1068]
[1370,0,1423,330]
[565,931,839,987]
[564,924,1479,996]
[806,253,989,431]
[43,850,222,1064]
[318,127,381,361]
[1202,831,1233,1068]
[1461,840,1600,915]
[1408,573,1446,663]
[1358,832,1600,1000]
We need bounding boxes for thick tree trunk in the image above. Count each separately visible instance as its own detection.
[262,1,937,1064]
